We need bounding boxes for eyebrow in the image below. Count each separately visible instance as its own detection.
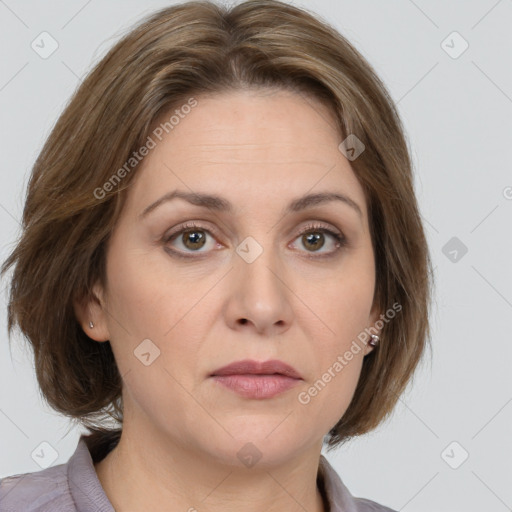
[138,189,363,220]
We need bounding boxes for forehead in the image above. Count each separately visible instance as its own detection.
[126,89,367,217]
[162,88,341,161]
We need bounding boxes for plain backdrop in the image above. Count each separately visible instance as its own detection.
[0,1,511,511]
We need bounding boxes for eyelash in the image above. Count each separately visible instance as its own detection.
[163,221,347,260]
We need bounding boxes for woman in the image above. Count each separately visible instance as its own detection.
[0,1,433,511]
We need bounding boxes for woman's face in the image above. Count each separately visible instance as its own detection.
[86,88,380,466]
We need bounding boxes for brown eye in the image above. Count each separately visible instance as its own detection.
[301,232,325,251]
[164,222,218,258]
[292,223,347,257]
[180,229,207,250]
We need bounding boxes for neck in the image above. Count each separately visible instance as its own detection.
[94,424,327,512]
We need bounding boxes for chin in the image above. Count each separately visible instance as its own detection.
[203,427,311,469]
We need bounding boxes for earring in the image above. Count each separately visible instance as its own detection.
[89,321,94,329]
[369,334,379,347]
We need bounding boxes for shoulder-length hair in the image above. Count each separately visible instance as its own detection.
[1,0,434,461]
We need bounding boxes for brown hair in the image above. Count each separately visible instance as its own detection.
[1,0,434,461]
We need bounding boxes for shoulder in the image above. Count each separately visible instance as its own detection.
[0,434,116,512]
[318,455,398,512]
[0,462,75,512]
[352,496,399,512]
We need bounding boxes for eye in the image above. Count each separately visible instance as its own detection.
[163,222,218,258]
[163,221,347,259]
[290,222,347,257]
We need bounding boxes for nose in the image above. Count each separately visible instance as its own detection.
[224,237,294,336]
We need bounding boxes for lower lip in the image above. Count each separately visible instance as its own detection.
[211,374,301,399]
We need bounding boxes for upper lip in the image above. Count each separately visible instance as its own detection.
[210,359,302,379]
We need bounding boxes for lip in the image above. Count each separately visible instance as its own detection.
[210,359,303,399]
[210,359,302,379]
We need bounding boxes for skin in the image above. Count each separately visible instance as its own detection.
[74,88,381,512]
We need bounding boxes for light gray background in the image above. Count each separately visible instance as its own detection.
[1,1,511,511]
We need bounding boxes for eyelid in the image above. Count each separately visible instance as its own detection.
[296,221,343,238]
[164,221,221,243]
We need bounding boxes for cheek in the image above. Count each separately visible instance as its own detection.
[298,298,367,426]
[309,265,375,348]
[104,235,187,335]
[296,341,364,439]
[297,259,373,411]
[103,235,215,376]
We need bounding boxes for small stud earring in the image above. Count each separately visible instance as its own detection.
[369,334,380,347]
[89,321,94,329]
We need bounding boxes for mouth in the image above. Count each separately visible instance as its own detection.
[209,359,303,399]
[210,374,302,399]
[210,359,302,379]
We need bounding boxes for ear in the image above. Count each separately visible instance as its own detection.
[73,281,111,342]
[365,299,382,356]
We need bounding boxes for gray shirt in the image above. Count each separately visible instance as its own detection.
[0,435,397,511]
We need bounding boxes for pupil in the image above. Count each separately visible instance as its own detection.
[184,230,205,249]
[304,232,324,251]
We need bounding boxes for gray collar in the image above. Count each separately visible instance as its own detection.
[68,435,361,512]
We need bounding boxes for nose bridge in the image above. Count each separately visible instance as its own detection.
[232,231,292,318]
[235,233,283,291]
